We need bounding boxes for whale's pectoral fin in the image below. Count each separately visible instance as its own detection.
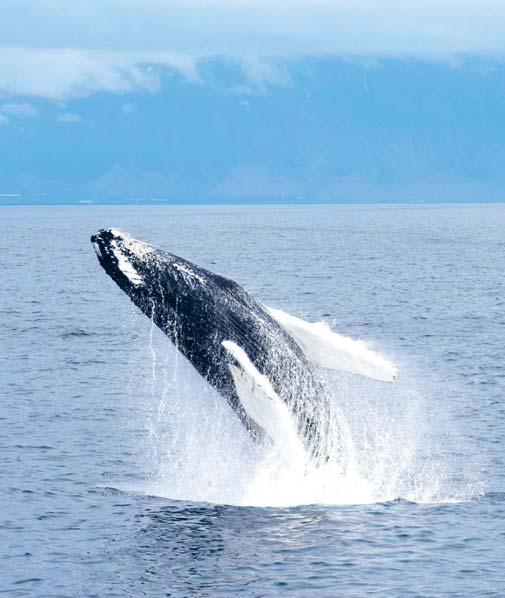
[266,307,398,383]
[222,340,306,462]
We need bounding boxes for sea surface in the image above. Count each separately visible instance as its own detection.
[1,204,505,596]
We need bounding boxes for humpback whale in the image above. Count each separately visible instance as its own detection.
[91,228,397,463]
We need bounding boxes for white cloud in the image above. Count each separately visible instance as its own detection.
[233,56,291,93]
[0,113,8,125]
[2,0,505,56]
[1,1,505,98]
[1,102,38,118]
[0,48,199,100]
[57,112,84,123]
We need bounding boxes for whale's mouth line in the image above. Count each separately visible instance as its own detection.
[92,241,102,258]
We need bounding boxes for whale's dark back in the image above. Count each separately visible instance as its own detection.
[91,229,330,457]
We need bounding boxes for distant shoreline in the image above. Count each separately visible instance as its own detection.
[2,199,505,208]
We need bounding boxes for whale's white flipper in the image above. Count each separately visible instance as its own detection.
[266,307,398,383]
[222,340,306,465]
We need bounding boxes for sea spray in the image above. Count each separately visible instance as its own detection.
[124,307,481,507]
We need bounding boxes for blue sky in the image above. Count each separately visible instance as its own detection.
[2,1,505,203]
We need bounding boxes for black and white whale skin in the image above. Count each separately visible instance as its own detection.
[91,228,397,461]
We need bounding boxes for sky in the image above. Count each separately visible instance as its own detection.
[2,1,505,203]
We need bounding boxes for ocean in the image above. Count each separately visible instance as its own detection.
[1,204,504,596]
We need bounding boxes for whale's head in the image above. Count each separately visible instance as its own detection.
[91,228,153,290]
[91,228,212,326]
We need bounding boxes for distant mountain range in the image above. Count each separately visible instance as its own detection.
[2,58,505,205]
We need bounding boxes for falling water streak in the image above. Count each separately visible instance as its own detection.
[148,300,159,467]
[157,286,170,426]
[157,355,169,424]
[169,301,181,477]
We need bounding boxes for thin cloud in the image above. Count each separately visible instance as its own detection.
[0,48,199,100]
[1,1,505,98]
[1,0,505,56]
[1,102,38,118]
[57,112,84,123]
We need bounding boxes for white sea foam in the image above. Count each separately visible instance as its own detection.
[120,308,482,508]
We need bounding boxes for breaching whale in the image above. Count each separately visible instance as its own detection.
[91,228,397,463]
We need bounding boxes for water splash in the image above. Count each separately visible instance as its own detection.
[122,311,483,508]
